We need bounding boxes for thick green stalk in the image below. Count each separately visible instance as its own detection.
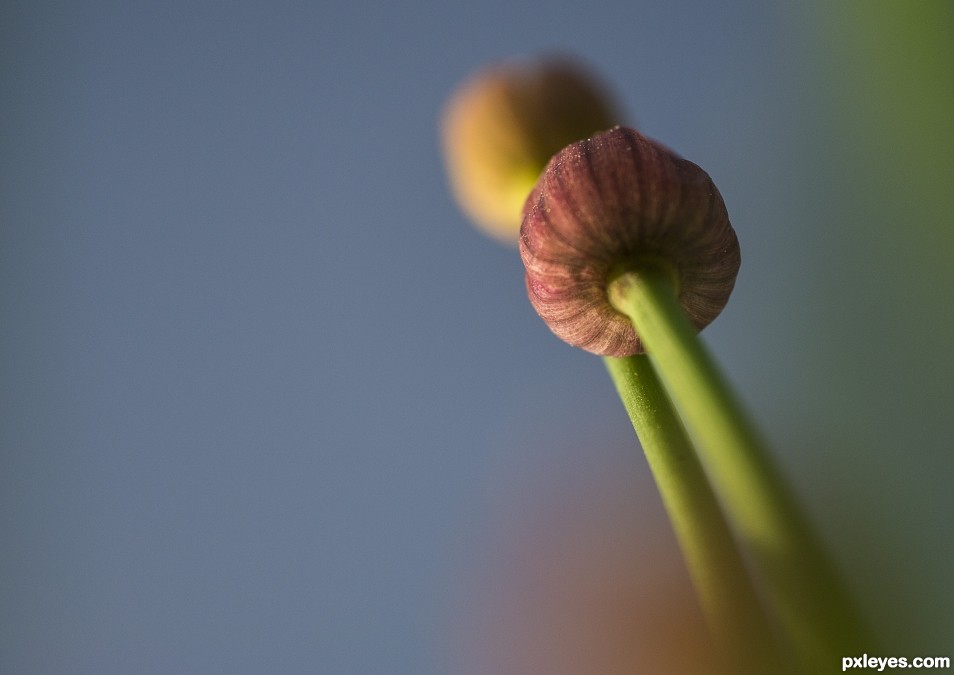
[604,355,783,675]
[609,266,871,673]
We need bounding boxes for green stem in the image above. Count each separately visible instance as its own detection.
[609,266,871,673]
[605,355,783,674]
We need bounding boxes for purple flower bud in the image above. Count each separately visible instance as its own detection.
[519,127,740,356]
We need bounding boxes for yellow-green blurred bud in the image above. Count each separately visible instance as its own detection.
[441,56,621,244]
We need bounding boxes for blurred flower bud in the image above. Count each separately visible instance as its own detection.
[441,57,621,243]
[520,126,740,356]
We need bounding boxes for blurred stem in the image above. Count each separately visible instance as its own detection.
[605,355,783,675]
[609,265,872,673]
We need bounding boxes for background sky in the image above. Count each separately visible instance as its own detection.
[2,1,953,673]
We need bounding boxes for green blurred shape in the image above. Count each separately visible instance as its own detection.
[809,0,954,656]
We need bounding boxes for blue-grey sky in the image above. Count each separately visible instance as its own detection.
[3,1,952,673]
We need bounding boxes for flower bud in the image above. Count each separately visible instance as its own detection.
[520,126,740,356]
[441,57,620,243]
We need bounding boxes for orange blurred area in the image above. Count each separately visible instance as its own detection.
[449,452,720,675]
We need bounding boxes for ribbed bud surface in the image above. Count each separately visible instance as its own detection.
[520,127,740,356]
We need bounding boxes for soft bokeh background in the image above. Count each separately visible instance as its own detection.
[2,1,952,673]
